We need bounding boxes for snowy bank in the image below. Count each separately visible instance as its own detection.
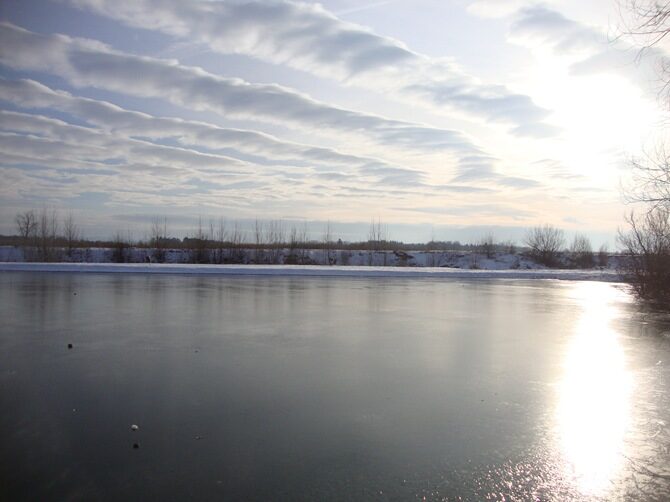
[0,262,623,281]
[0,245,623,270]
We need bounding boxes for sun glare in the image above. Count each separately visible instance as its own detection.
[515,52,661,187]
[555,282,633,496]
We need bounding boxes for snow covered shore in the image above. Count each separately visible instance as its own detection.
[0,262,622,281]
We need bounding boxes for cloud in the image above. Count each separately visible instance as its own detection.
[0,110,252,176]
[396,203,535,219]
[335,1,401,16]
[511,5,602,54]
[0,22,547,220]
[467,0,533,19]
[0,78,463,192]
[0,22,486,155]
[452,154,542,189]
[532,158,585,180]
[0,109,291,208]
[509,122,561,138]
[0,79,391,169]
[509,4,665,93]
[64,0,555,135]
[406,81,549,126]
[0,95,500,210]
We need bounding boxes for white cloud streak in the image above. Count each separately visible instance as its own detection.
[65,0,555,136]
[0,77,540,192]
[0,78,454,194]
[0,85,510,212]
[0,78,428,184]
[0,21,544,216]
[0,21,483,155]
[0,110,253,175]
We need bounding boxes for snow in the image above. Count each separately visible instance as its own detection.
[0,262,622,281]
[0,244,625,282]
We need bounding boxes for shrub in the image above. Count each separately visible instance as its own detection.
[477,233,496,259]
[524,224,565,267]
[569,234,594,268]
[111,232,129,263]
[618,208,670,303]
[597,244,609,268]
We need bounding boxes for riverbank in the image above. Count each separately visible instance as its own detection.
[0,262,622,281]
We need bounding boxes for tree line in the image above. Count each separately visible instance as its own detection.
[8,208,613,268]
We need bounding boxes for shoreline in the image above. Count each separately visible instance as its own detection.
[0,262,623,281]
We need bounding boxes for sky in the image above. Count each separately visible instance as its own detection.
[0,0,666,245]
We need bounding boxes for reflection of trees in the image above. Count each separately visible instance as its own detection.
[623,422,670,499]
[620,306,670,500]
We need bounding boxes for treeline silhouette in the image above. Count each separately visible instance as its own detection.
[6,208,611,268]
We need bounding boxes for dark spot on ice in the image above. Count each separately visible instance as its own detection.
[133,443,139,449]
[67,343,73,349]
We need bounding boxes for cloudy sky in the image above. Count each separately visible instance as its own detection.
[0,0,665,243]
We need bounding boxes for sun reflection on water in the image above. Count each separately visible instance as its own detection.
[555,282,633,496]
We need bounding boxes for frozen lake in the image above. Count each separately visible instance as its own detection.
[1,273,669,500]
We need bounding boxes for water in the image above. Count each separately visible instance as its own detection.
[1,273,669,501]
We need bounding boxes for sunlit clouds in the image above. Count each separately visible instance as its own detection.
[0,0,666,239]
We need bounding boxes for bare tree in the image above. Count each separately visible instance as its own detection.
[15,210,38,241]
[190,216,209,264]
[322,220,334,265]
[524,224,565,267]
[502,240,517,255]
[468,251,481,269]
[253,219,265,264]
[618,208,670,302]
[367,218,388,265]
[477,232,496,259]
[111,231,130,263]
[569,233,594,268]
[616,2,670,208]
[287,223,308,264]
[598,243,610,267]
[616,1,670,305]
[287,225,299,264]
[617,1,670,208]
[228,221,244,263]
[618,0,670,86]
[149,217,168,263]
[37,208,59,262]
[15,210,38,261]
[213,217,226,264]
[426,227,441,266]
[625,146,670,209]
[266,220,285,264]
[619,1,670,45]
[297,223,309,264]
[63,212,80,259]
